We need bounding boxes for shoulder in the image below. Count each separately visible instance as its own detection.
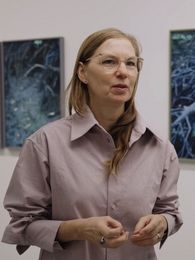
[136,113,177,160]
[145,126,178,167]
[29,116,71,139]
[22,116,73,153]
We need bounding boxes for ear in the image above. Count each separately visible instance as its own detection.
[77,62,88,84]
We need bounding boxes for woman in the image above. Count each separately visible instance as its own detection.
[2,28,183,260]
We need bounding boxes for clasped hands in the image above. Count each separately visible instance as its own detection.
[82,214,167,248]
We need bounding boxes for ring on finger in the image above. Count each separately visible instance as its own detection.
[100,236,105,245]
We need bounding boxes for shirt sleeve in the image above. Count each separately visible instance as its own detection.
[1,137,65,254]
[152,141,183,247]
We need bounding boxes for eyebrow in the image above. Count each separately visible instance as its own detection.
[94,53,138,59]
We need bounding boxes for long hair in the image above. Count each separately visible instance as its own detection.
[66,28,143,174]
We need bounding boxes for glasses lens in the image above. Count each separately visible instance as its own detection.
[87,54,143,72]
[125,58,138,69]
[99,56,117,69]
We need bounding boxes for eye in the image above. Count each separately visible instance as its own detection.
[101,58,117,66]
[126,59,137,67]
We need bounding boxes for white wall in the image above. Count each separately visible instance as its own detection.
[0,0,195,259]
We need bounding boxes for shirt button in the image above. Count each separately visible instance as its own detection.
[107,138,111,143]
[111,203,117,210]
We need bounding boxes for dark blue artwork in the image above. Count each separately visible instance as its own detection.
[170,30,195,160]
[0,37,64,147]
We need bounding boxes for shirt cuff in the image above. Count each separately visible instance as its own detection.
[158,213,173,249]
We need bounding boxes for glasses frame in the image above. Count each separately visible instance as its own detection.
[84,54,144,72]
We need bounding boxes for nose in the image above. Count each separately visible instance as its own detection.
[115,61,128,77]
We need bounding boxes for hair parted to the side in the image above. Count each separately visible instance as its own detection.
[66,28,142,175]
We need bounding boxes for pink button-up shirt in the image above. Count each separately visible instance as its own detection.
[2,108,183,260]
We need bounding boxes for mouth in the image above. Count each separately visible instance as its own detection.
[110,84,129,95]
[111,84,128,89]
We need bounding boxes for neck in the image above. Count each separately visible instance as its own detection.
[89,103,124,131]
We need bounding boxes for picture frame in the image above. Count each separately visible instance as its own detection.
[0,37,64,148]
[170,29,195,160]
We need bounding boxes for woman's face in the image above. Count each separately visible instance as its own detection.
[78,38,139,109]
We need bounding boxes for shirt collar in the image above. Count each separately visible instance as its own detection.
[70,107,163,143]
[70,107,99,141]
[130,112,163,146]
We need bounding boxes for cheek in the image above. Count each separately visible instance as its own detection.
[129,73,138,86]
[87,73,110,91]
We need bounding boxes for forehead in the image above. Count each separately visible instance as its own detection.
[94,38,136,56]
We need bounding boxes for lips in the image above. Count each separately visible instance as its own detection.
[111,84,129,95]
[111,84,128,89]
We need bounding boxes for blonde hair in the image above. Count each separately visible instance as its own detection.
[66,28,142,174]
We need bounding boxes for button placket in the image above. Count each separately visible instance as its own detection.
[107,137,111,144]
[111,202,117,210]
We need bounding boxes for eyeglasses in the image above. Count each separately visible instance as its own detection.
[85,54,144,72]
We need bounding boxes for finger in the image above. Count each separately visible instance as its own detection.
[104,217,124,238]
[131,233,161,247]
[106,231,129,248]
[133,215,152,234]
[131,221,163,243]
[106,217,123,229]
[138,220,157,237]
[132,227,157,241]
[136,216,164,238]
[105,226,124,238]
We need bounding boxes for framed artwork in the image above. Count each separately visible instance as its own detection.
[170,29,195,160]
[0,37,64,148]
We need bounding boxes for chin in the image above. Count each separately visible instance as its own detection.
[108,98,129,107]
[112,95,130,103]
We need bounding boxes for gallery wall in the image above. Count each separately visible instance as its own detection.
[0,0,195,259]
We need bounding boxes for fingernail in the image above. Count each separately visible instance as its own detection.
[133,231,140,235]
